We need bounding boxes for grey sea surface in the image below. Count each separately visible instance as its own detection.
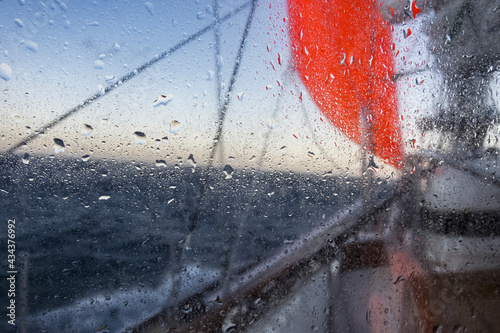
[0,154,361,332]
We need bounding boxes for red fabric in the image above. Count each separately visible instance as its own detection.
[288,0,403,167]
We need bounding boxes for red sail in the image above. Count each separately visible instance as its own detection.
[287,0,403,167]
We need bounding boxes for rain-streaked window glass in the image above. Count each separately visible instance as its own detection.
[1,0,499,332]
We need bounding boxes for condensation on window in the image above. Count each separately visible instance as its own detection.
[0,0,499,332]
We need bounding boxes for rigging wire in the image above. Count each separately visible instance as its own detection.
[214,0,224,110]
[218,65,339,297]
[212,0,233,297]
[186,0,258,235]
[169,0,258,308]
[214,0,226,164]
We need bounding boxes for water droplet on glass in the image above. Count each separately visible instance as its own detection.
[169,120,181,134]
[393,275,405,285]
[0,63,13,81]
[113,43,121,51]
[82,155,90,162]
[32,9,47,24]
[53,138,65,153]
[99,195,110,201]
[206,70,214,81]
[403,28,412,39]
[181,303,193,314]
[97,84,105,96]
[433,325,443,333]
[187,154,196,170]
[105,75,115,82]
[162,136,168,144]
[237,92,244,101]
[133,131,147,145]
[95,325,108,332]
[156,160,167,167]
[14,18,24,27]
[144,2,154,15]
[266,84,273,90]
[82,123,93,136]
[22,153,29,164]
[280,146,287,154]
[153,94,174,107]
[57,2,67,11]
[93,59,105,70]
[24,41,38,52]
[223,165,234,179]
[222,323,236,333]
[267,118,276,129]
[410,2,421,18]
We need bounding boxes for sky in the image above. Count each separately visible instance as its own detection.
[1,0,498,176]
